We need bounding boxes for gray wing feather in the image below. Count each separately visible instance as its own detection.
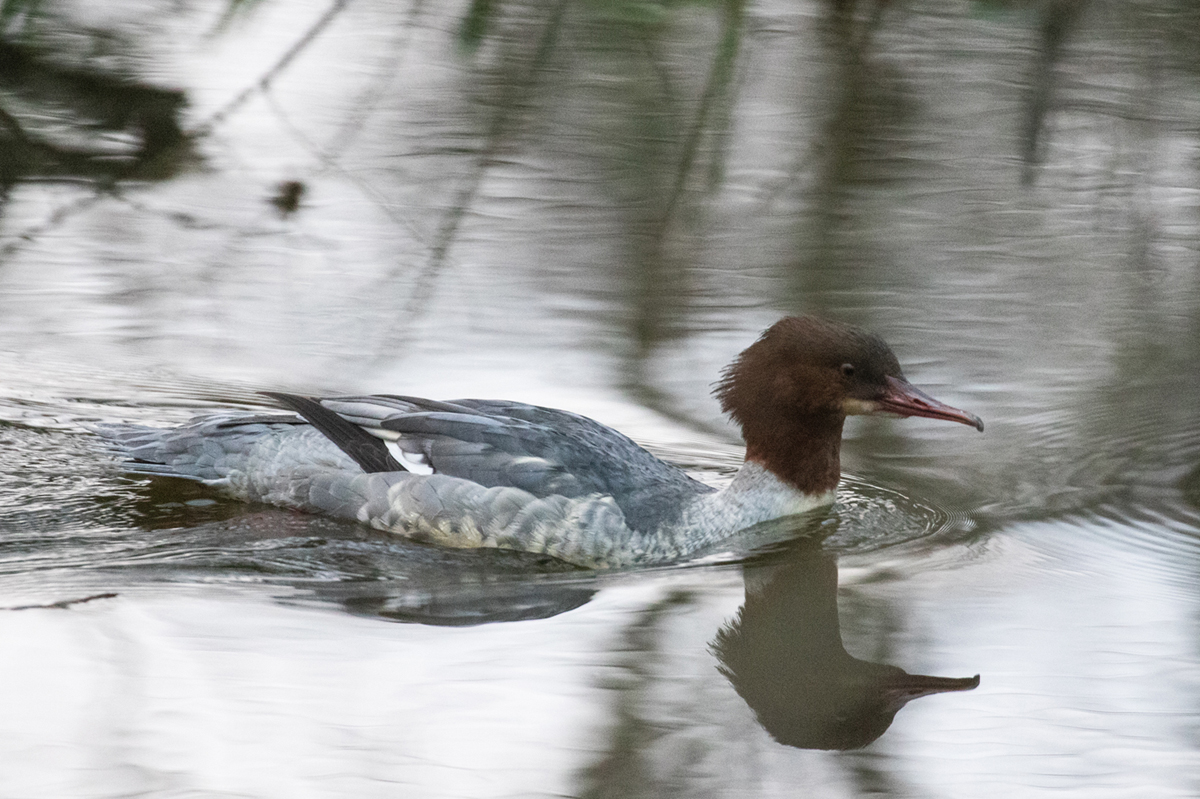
[96,415,351,485]
[316,396,711,531]
[103,396,713,537]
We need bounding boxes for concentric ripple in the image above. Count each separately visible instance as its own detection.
[827,474,953,553]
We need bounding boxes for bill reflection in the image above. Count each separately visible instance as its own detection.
[713,539,979,750]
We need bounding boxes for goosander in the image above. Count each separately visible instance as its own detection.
[102,317,982,568]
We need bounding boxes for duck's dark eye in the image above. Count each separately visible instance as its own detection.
[841,363,855,378]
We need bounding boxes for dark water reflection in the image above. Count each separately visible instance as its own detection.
[2,0,1200,795]
[714,538,979,751]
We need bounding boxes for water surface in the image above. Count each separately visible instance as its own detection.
[2,0,1199,796]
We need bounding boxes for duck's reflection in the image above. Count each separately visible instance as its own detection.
[112,496,600,625]
[118,489,978,750]
[712,537,979,750]
[320,566,597,626]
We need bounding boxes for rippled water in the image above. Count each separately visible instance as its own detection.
[3,0,1200,796]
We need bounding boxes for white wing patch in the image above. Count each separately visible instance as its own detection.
[385,441,435,475]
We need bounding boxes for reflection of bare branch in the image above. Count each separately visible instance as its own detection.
[657,0,746,238]
[757,0,890,211]
[262,90,429,245]
[5,592,118,611]
[255,1,432,245]
[109,188,225,231]
[706,18,753,192]
[637,32,678,108]
[385,0,570,339]
[190,0,354,138]
[0,189,106,263]
[322,0,427,158]
[618,0,747,398]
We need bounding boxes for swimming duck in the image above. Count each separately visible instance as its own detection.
[102,316,982,568]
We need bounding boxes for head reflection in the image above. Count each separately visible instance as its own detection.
[711,538,979,750]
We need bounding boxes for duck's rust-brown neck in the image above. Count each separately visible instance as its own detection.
[742,412,845,496]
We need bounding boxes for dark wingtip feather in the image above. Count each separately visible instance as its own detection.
[261,391,406,474]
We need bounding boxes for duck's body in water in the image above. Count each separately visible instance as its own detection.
[101,317,982,568]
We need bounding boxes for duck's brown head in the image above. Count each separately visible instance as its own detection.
[715,316,982,493]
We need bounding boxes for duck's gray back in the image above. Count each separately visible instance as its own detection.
[318,396,714,531]
[99,401,716,567]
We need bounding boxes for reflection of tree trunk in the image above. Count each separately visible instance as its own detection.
[1021,0,1088,185]
[576,592,697,799]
